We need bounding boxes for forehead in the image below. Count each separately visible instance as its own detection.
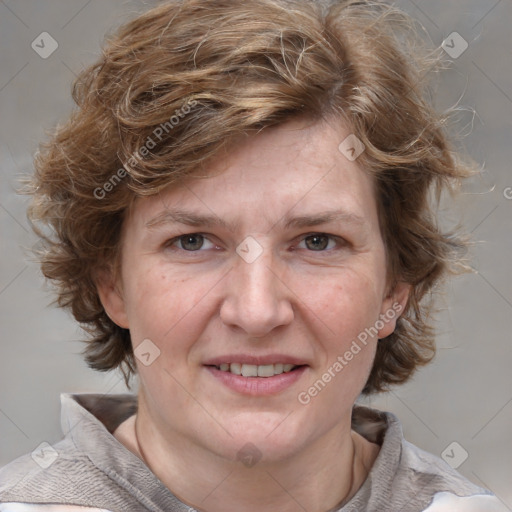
[128,117,378,232]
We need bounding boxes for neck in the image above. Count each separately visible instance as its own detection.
[123,399,379,512]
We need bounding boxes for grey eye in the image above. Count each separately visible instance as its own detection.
[178,234,205,251]
[304,234,331,251]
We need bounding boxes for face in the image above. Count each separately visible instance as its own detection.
[99,117,408,464]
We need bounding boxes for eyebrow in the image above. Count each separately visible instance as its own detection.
[145,208,367,232]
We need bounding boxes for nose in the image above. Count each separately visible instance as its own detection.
[219,241,294,338]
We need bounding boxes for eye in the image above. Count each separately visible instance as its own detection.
[165,233,216,252]
[298,233,341,251]
[164,232,346,254]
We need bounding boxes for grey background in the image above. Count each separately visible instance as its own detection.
[0,0,511,508]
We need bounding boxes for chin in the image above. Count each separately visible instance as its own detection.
[218,414,310,464]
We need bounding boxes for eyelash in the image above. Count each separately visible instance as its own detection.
[163,232,348,254]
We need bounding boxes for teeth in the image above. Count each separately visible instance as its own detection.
[241,364,258,377]
[230,362,242,375]
[258,364,274,377]
[216,363,298,377]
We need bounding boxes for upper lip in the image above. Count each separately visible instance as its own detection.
[203,354,309,366]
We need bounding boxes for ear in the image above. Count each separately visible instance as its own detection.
[94,267,130,329]
[377,281,411,339]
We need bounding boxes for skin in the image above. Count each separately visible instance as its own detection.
[98,116,410,512]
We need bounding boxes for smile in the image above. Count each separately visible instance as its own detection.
[205,363,307,396]
[214,362,299,377]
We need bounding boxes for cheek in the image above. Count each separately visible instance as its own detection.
[122,264,213,357]
[297,267,385,340]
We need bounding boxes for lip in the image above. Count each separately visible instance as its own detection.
[204,364,308,396]
[203,354,308,366]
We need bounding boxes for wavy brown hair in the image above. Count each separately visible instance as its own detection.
[28,0,472,393]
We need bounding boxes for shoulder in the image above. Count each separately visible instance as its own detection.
[0,504,112,512]
[350,406,506,512]
[0,436,78,490]
[0,438,113,508]
[400,438,479,493]
[398,440,507,511]
[423,491,508,511]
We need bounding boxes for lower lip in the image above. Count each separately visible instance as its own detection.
[205,366,308,396]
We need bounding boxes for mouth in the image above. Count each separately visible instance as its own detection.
[207,362,305,378]
[203,358,308,395]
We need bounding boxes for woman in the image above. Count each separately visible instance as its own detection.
[0,0,506,510]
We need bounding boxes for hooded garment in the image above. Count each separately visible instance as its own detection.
[0,393,507,512]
